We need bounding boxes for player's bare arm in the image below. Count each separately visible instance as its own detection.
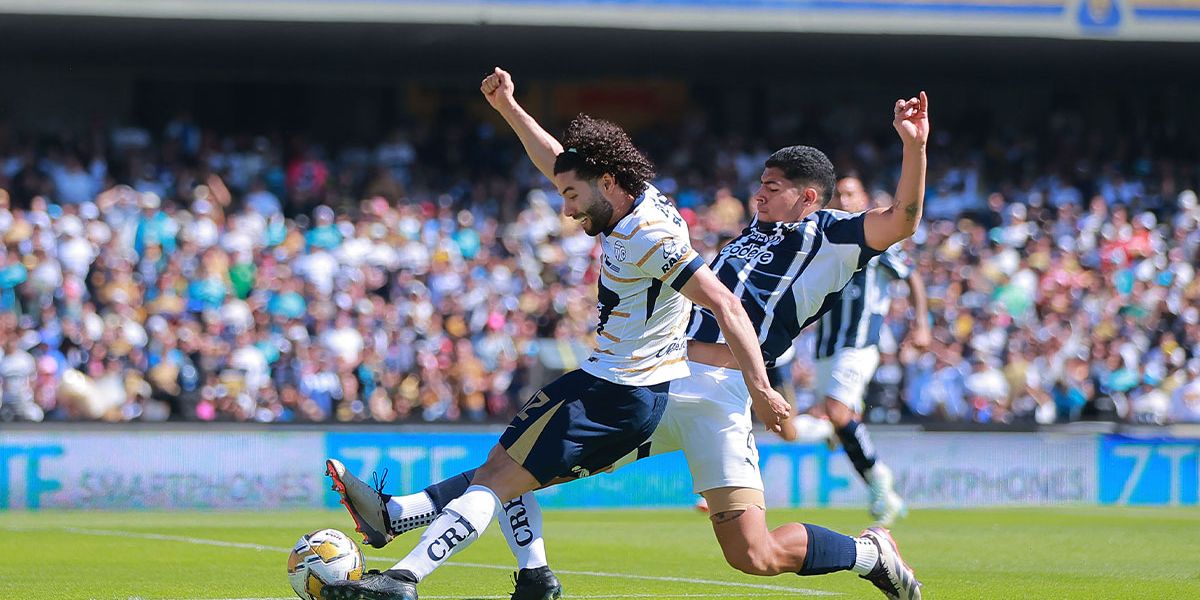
[679,266,792,433]
[864,91,929,251]
[481,67,564,180]
[907,269,932,350]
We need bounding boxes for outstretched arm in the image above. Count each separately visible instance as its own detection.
[680,266,792,434]
[480,67,563,180]
[864,91,929,252]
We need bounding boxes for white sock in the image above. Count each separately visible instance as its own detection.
[852,537,880,575]
[499,493,548,570]
[392,485,500,581]
[386,492,438,534]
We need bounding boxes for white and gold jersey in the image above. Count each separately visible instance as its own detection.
[583,184,705,387]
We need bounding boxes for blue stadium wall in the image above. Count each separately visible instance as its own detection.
[2,429,1197,510]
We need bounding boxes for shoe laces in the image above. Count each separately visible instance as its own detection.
[370,468,389,496]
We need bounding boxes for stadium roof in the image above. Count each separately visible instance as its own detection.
[0,0,1198,42]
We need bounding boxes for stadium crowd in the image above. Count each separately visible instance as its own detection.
[1,106,1198,426]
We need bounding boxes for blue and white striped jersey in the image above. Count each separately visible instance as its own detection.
[686,209,881,366]
[811,244,912,357]
[814,245,911,359]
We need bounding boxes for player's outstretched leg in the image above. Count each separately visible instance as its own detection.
[705,491,920,598]
[858,527,922,600]
[324,445,538,600]
[323,482,504,599]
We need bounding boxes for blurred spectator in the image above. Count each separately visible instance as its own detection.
[1,333,42,421]
[1169,360,1200,423]
[0,99,1198,428]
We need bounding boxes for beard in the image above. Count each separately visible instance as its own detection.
[581,193,615,236]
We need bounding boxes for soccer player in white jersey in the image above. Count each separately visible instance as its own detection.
[331,80,930,600]
[320,68,790,600]
[810,175,932,527]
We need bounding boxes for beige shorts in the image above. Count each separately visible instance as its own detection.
[612,360,764,494]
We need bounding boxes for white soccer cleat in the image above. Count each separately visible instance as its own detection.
[872,490,907,528]
[326,459,396,549]
[866,463,907,527]
[859,526,922,600]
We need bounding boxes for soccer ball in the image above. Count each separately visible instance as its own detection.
[286,528,365,600]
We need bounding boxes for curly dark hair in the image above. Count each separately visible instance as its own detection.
[765,145,836,207]
[553,114,655,197]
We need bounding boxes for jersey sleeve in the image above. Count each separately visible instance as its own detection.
[878,245,912,279]
[816,209,883,270]
[628,223,704,291]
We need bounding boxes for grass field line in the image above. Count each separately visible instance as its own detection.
[39,526,837,597]
[192,595,808,599]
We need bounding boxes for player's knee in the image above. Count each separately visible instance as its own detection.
[824,397,854,427]
[472,446,538,502]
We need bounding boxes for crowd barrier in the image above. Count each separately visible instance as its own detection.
[1,426,1197,511]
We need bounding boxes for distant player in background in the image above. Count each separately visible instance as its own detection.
[811,175,931,526]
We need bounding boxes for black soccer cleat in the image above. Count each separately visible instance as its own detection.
[510,566,563,600]
[321,569,418,600]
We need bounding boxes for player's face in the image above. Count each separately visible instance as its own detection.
[752,167,814,223]
[555,170,615,237]
[833,177,870,212]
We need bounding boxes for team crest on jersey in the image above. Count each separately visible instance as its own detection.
[613,241,628,262]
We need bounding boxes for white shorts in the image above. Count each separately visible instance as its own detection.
[815,345,881,412]
[611,361,763,494]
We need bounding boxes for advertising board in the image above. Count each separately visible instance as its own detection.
[8,429,1194,511]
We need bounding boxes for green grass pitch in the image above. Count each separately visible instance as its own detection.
[4,506,1199,599]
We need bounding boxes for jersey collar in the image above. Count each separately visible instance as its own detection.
[603,184,655,236]
[751,214,781,233]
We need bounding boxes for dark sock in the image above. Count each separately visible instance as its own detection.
[835,420,877,480]
[422,469,476,512]
[798,524,857,575]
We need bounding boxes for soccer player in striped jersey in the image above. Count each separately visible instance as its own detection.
[811,175,931,527]
[321,68,790,600]
[571,91,929,599]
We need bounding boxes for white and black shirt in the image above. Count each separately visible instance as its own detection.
[687,209,880,366]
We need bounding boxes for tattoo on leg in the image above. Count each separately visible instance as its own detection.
[711,510,746,524]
